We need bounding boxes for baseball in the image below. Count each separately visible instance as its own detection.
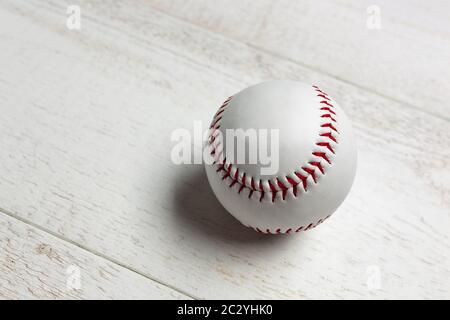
[204,80,357,234]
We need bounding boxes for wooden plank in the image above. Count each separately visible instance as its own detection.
[0,0,448,299]
[0,211,189,299]
[147,0,450,118]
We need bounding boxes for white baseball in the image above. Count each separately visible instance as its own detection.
[204,80,357,234]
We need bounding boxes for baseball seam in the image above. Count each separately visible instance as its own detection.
[207,85,339,234]
[252,214,331,234]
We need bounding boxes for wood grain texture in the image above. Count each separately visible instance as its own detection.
[0,212,188,299]
[148,0,450,119]
[0,0,448,299]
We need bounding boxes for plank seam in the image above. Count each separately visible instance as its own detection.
[0,206,198,300]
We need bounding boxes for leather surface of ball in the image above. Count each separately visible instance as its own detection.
[204,80,357,234]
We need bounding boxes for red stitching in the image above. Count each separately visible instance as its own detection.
[294,171,308,191]
[238,173,247,194]
[315,89,328,96]
[321,123,338,133]
[302,167,316,183]
[250,177,256,190]
[317,94,330,101]
[229,168,239,188]
[208,87,337,199]
[214,109,225,118]
[312,152,331,164]
[309,161,324,174]
[251,215,330,235]
[268,180,278,202]
[259,180,265,202]
[320,107,336,115]
[207,86,338,233]
[316,142,335,154]
[320,100,334,108]
[321,114,337,122]
[286,176,299,197]
[277,178,288,201]
[210,117,222,128]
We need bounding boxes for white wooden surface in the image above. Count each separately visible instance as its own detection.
[0,0,449,299]
[0,212,188,299]
[149,0,450,118]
